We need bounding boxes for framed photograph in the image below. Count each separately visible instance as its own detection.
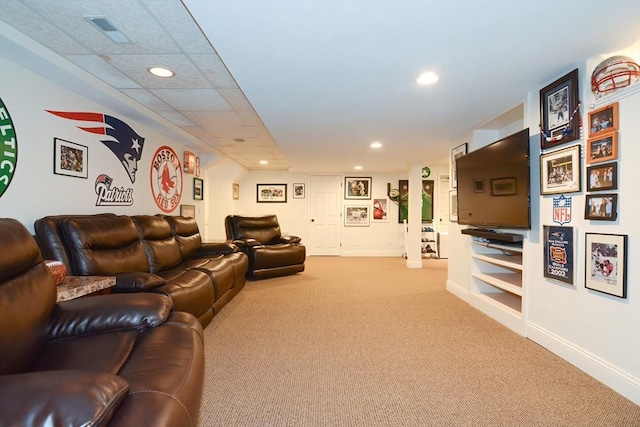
[373,198,389,222]
[232,182,239,200]
[587,131,618,164]
[180,204,195,218]
[345,177,371,199]
[54,138,88,179]
[257,183,287,203]
[344,205,370,226]
[473,178,485,193]
[540,144,581,195]
[449,190,458,222]
[195,156,201,177]
[293,183,305,199]
[183,151,195,174]
[588,102,618,138]
[490,177,517,196]
[543,225,574,285]
[585,193,617,221]
[586,162,617,192]
[450,143,468,188]
[585,233,627,298]
[539,68,580,149]
[193,177,204,200]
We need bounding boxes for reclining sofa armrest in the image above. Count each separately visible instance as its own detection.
[0,370,129,427]
[114,272,165,292]
[48,293,173,341]
[195,242,239,257]
[232,238,262,250]
[279,235,302,244]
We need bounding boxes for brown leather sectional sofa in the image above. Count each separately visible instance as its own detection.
[35,213,249,328]
[0,218,205,426]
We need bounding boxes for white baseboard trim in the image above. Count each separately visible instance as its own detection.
[340,251,404,257]
[446,280,469,301]
[528,322,640,405]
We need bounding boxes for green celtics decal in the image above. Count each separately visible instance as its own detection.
[0,98,18,198]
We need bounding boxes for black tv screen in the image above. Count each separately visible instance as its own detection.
[456,128,531,229]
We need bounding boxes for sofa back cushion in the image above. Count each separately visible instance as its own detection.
[225,215,282,244]
[163,216,202,260]
[132,215,183,272]
[61,216,150,275]
[0,219,56,375]
[34,214,117,275]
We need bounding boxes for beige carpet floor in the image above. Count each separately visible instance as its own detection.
[198,257,639,426]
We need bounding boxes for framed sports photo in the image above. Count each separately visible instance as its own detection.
[344,205,370,226]
[345,177,371,200]
[588,102,618,138]
[586,131,618,164]
[585,233,627,298]
[54,138,88,179]
[540,144,581,195]
[450,143,467,188]
[543,225,574,285]
[539,68,580,149]
[257,183,287,203]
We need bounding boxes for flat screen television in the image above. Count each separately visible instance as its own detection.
[456,128,531,230]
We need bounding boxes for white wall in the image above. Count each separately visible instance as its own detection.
[446,41,640,404]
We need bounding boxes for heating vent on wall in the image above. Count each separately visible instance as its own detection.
[84,16,131,44]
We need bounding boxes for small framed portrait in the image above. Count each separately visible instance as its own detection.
[373,198,389,222]
[585,233,627,298]
[450,143,467,188]
[585,194,617,221]
[232,182,239,200]
[54,138,88,179]
[344,205,370,226]
[193,177,204,200]
[490,177,517,196]
[180,204,195,218]
[257,184,287,203]
[293,183,305,199]
[586,131,618,164]
[539,68,580,149]
[345,177,372,200]
[586,162,617,192]
[540,144,581,195]
[183,151,195,174]
[588,102,618,138]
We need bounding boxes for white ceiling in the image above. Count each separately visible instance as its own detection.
[1,0,639,173]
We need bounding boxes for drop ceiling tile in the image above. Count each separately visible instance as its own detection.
[151,88,229,110]
[65,54,141,88]
[181,111,247,135]
[120,88,173,110]
[156,110,196,127]
[217,88,254,111]
[107,54,211,89]
[189,54,239,89]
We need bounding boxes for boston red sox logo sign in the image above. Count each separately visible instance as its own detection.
[150,145,182,213]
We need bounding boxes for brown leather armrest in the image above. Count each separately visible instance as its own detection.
[232,238,261,250]
[48,293,173,341]
[0,370,129,427]
[280,236,302,244]
[114,272,164,291]
[196,242,239,256]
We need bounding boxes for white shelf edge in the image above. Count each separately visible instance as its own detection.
[472,272,523,296]
[472,253,523,271]
[473,291,522,316]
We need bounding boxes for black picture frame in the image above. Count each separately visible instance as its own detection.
[193,177,204,200]
[54,138,88,179]
[257,183,287,203]
[585,233,627,298]
[586,162,617,192]
[450,143,468,188]
[585,194,617,221]
[539,68,580,149]
[543,225,574,285]
[344,177,372,200]
[293,183,305,199]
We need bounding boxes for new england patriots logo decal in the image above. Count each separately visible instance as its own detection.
[47,111,145,183]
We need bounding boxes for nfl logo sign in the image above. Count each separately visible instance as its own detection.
[553,195,572,225]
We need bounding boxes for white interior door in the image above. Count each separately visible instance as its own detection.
[309,175,342,255]
[439,174,451,233]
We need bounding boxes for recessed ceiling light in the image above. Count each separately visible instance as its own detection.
[259,160,269,165]
[417,71,439,85]
[370,142,382,149]
[148,67,174,78]
[354,165,363,170]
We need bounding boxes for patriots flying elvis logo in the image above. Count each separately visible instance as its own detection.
[47,111,145,183]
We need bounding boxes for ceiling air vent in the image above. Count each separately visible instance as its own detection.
[84,16,132,44]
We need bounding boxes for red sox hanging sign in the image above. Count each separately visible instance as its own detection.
[150,145,182,212]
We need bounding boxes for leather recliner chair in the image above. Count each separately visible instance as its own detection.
[224,215,306,280]
[0,218,205,426]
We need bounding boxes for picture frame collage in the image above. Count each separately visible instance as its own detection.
[539,69,626,299]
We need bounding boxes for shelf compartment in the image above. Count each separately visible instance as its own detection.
[474,291,522,316]
[472,272,522,296]
[472,253,523,271]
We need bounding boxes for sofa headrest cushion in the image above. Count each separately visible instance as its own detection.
[0,218,43,281]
